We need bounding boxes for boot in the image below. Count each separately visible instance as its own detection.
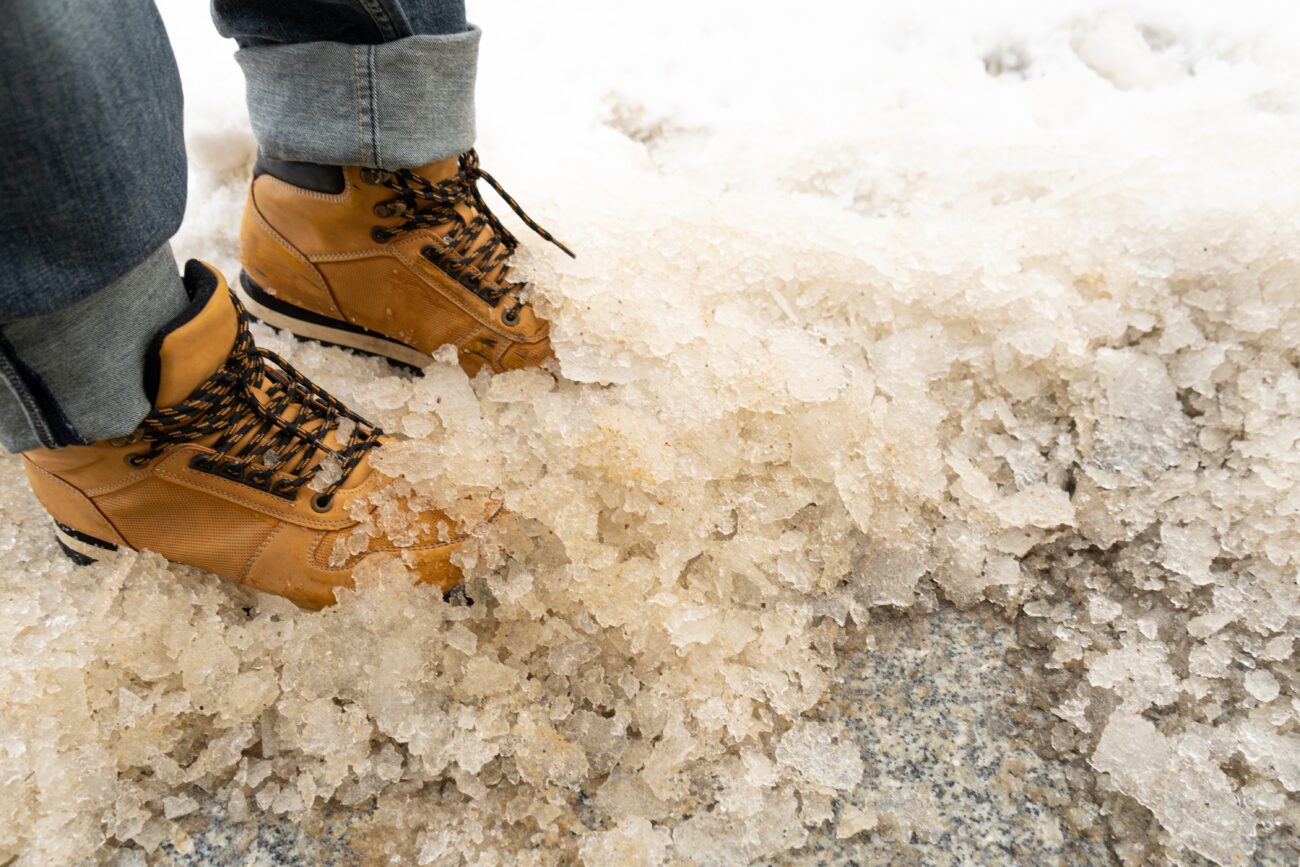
[21,261,490,609]
[238,150,573,376]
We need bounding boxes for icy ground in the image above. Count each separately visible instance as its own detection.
[4,0,1300,863]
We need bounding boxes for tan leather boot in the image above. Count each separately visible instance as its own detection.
[21,261,490,609]
[238,150,573,376]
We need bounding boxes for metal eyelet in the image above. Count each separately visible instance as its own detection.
[311,492,335,513]
[421,245,439,261]
[501,306,521,326]
[359,168,387,185]
[125,452,150,468]
[371,226,391,244]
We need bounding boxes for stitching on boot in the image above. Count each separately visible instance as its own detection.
[259,175,355,204]
[241,521,286,582]
[155,466,356,531]
[389,247,519,337]
[249,203,335,301]
[23,460,130,547]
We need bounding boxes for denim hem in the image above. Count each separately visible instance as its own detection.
[0,244,188,453]
[235,27,480,169]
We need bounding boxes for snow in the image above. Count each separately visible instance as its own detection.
[1,0,1299,864]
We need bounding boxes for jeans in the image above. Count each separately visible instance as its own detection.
[0,0,475,452]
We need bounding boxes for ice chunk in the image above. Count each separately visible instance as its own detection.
[1092,713,1256,864]
[579,818,672,866]
[836,804,878,839]
[1243,670,1280,704]
[1234,719,1300,793]
[1087,595,1123,625]
[512,717,590,788]
[1259,636,1292,661]
[1086,640,1179,712]
[306,454,344,493]
[775,722,863,791]
[162,795,198,819]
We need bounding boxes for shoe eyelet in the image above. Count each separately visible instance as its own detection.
[125,452,150,468]
[501,306,521,326]
[421,245,439,261]
[359,168,386,185]
[310,491,335,513]
[371,226,391,243]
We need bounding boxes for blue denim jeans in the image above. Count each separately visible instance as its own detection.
[0,0,474,452]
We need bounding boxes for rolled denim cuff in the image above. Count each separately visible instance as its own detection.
[0,244,188,452]
[235,27,480,170]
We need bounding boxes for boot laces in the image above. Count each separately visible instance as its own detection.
[130,297,382,504]
[366,149,575,309]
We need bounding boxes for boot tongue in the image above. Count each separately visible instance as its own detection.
[151,261,239,407]
[409,156,515,292]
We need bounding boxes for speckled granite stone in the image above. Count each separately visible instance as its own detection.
[768,603,1110,866]
[152,603,1297,865]
[155,804,360,865]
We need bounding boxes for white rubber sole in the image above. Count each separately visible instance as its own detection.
[237,282,434,370]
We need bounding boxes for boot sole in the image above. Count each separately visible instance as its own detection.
[237,272,434,372]
[53,520,120,566]
[51,517,475,604]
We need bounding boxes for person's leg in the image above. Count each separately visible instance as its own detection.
[0,1,489,603]
[220,1,569,376]
[210,0,467,46]
[0,0,190,452]
[211,0,477,169]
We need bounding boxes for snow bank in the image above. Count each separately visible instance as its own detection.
[3,0,1300,863]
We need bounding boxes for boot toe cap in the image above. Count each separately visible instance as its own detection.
[496,335,554,371]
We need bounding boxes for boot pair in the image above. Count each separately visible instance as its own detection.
[24,154,566,608]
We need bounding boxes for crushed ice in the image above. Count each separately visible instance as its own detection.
[2,0,1299,864]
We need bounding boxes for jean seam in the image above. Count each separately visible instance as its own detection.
[366,46,381,168]
[356,0,405,41]
[352,47,366,165]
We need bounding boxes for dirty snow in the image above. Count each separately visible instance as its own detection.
[2,0,1300,864]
